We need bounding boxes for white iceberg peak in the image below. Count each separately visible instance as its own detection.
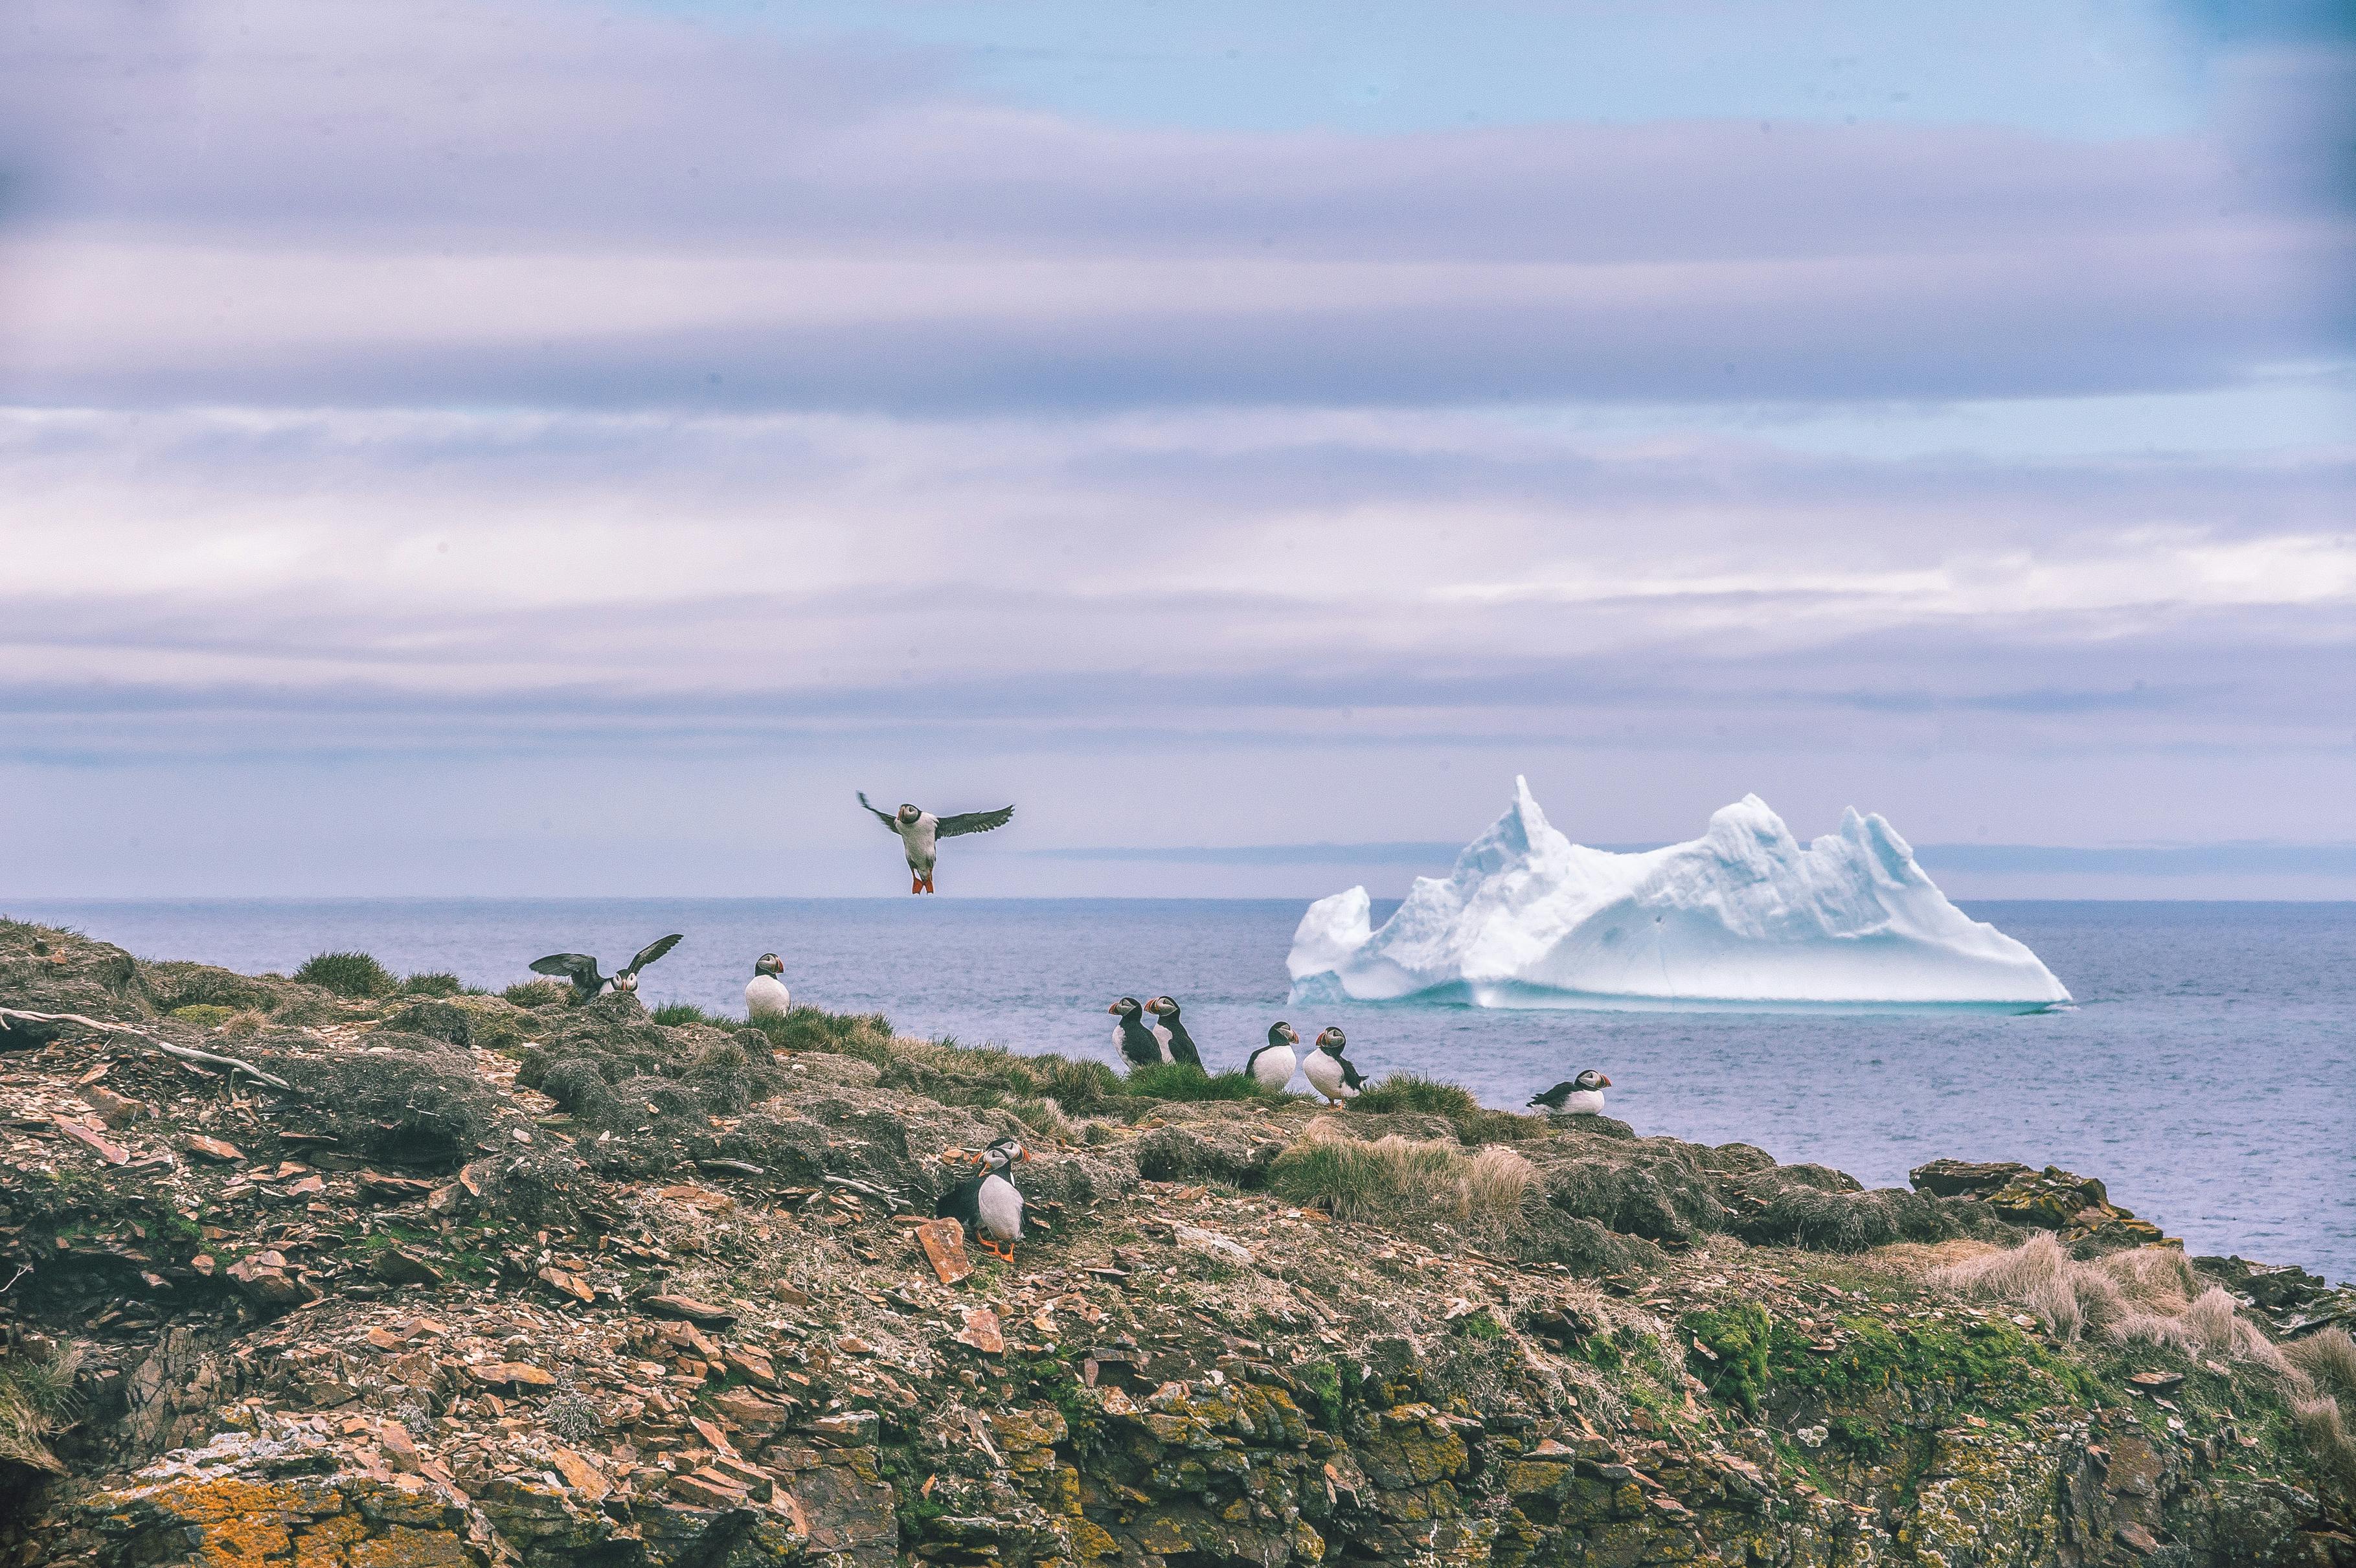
[1287,778,2069,1012]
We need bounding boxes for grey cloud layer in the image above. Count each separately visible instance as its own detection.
[1,0,2350,410]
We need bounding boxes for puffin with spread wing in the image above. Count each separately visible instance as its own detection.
[857,793,1015,893]
[528,934,683,1005]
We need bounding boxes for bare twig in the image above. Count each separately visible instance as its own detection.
[0,1008,299,1093]
[821,1174,901,1209]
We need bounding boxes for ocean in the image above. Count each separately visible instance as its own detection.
[10,897,2351,1283]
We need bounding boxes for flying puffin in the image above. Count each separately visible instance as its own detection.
[745,953,791,1020]
[1142,997,1205,1070]
[936,1137,1030,1260]
[1246,1021,1300,1093]
[529,934,683,1005]
[1528,1070,1611,1115]
[1302,1026,1366,1106]
[1108,996,1170,1066]
[857,792,1015,894]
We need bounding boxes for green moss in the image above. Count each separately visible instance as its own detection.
[1766,1310,2103,1421]
[1686,1303,1774,1417]
[293,950,396,998]
[168,1004,236,1028]
[1453,1309,1506,1341]
[1293,1358,1346,1430]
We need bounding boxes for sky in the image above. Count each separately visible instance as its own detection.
[0,0,2351,900]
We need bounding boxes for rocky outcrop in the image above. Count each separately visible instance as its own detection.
[2,916,2350,1568]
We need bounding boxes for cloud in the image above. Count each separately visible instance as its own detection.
[1,1,2349,412]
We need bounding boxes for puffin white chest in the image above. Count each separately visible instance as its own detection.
[1150,1023,1173,1063]
[898,815,941,867]
[1251,1044,1297,1092]
[1302,1051,1354,1099]
[975,1172,1023,1242]
[745,974,792,1019]
[1559,1088,1605,1115]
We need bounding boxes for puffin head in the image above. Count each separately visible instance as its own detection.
[1146,995,1179,1018]
[1315,1027,1346,1052]
[1575,1069,1611,1091]
[1108,996,1141,1019]
[1269,1021,1298,1045]
[983,1137,1030,1170]
[754,953,784,977]
[896,803,921,824]
[612,971,639,994]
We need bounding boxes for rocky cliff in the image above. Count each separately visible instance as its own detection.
[1,916,2351,1568]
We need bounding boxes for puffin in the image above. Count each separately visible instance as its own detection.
[745,953,791,1020]
[1142,996,1205,1070]
[1108,996,1171,1067]
[529,934,683,1005]
[1302,1026,1366,1106]
[857,793,1015,894]
[936,1137,1030,1260]
[1528,1070,1611,1115]
[1246,1021,1300,1094]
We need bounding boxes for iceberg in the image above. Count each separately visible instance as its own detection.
[1287,778,2070,1012]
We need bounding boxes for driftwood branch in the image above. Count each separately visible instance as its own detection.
[0,1007,299,1093]
[822,1174,902,1209]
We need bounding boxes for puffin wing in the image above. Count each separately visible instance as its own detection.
[856,792,903,832]
[1339,1055,1368,1091]
[626,933,684,975]
[935,805,1014,839]
[529,953,603,990]
[1166,1027,1203,1070]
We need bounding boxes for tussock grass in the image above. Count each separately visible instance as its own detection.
[652,1002,725,1028]
[294,950,397,998]
[2289,1328,2356,1403]
[400,971,471,997]
[1271,1127,1537,1236]
[1272,1131,1460,1223]
[1124,1063,1276,1102]
[501,979,569,1009]
[1458,1145,1540,1240]
[0,1342,82,1475]
[1352,1073,1480,1119]
[1931,1234,2302,1379]
[2294,1395,2356,1490]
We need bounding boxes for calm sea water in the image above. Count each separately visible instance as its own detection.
[11,898,2351,1282]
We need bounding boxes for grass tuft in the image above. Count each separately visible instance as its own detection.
[1271,1131,1461,1223]
[1350,1073,1480,1119]
[501,979,569,1009]
[2289,1328,2356,1403]
[1124,1063,1275,1102]
[294,950,397,998]
[653,1002,730,1028]
[400,971,471,997]
[168,1004,236,1028]
[0,1341,82,1474]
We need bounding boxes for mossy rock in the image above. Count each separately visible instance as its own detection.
[167,1004,237,1028]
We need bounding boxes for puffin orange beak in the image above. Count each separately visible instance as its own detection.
[1106,1003,1122,1014]
[1019,1147,1032,1161]
[1600,1075,1613,1087]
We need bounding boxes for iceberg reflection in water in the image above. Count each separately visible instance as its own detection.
[1287,778,2072,1013]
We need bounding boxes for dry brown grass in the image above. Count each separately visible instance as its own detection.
[1455,1145,1539,1241]
[0,1342,81,1474]
[2288,1328,2356,1402]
